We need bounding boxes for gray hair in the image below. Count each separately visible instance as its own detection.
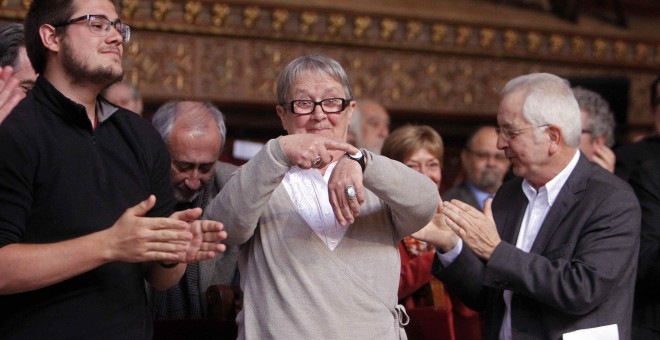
[502,73,581,148]
[0,23,25,68]
[276,54,353,106]
[572,87,616,147]
[152,101,227,152]
[101,81,141,100]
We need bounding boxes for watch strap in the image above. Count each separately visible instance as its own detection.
[346,150,366,172]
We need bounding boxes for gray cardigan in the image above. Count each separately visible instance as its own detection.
[204,138,438,339]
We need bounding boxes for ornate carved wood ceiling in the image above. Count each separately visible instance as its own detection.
[2,0,658,129]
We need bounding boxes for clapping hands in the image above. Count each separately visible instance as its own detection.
[105,195,227,264]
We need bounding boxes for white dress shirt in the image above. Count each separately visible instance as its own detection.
[283,162,348,251]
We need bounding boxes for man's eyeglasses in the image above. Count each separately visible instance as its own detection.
[52,14,131,43]
[496,124,549,140]
[289,98,351,115]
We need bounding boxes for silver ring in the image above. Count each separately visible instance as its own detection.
[312,156,322,168]
[345,185,357,200]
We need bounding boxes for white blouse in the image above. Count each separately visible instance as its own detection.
[282,162,349,251]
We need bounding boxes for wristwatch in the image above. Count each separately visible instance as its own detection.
[346,149,366,172]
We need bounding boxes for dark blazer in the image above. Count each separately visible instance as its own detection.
[199,162,240,300]
[434,154,641,340]
[150,161,240,319]
[615,135,660,180]
[630,156,660,336]
[442,182,481,210]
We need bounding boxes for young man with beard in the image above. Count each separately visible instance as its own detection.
[443,126,510,210]
[0,0,227,338]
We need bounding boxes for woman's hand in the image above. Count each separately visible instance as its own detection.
[328,155,365,225]
[278,134,358,169]
[411,196,459,252]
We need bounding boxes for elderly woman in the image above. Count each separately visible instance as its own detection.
[204,54,438,339]
[381,124,445,309]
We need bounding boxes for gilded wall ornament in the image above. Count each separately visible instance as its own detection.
[635,43,648,61]
[549,34,564,54]
[272,9,288,32]
[479,28,494,49]
[300,11,318,34]
[380,19,398,40]
[572,36,585,56]
[243,6,260,29]
[593,38,607,58]
[328,14,345,35]
[456,26,471,46]
[504,30,518,51]
[406,21,421,41]
[526,32,541,53]
[153,0,172,21]
[121,0,139,19]
[614,40,627,61]
[211,4,230,26]
[432,24,447,43]
[184,1,202,24]
[354,16,371,38]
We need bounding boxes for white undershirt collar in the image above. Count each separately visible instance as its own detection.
[283,162,348,251]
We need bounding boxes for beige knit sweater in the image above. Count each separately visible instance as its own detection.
[204,137,438,339]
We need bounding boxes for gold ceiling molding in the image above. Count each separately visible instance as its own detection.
[117,31,654,126]
[0,0,656,127]
[118,0,658,71]
[1,0,658,70]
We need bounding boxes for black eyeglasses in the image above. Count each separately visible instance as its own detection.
[289,98,351,115]
[52,14,131,43]
[495,124,549,140]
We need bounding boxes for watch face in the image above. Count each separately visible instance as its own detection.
[349,150,363,159]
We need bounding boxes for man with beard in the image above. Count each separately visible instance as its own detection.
[348,99,390,154]
[0,0,227,338]
[443,126,510,210]
[149,101,240,319]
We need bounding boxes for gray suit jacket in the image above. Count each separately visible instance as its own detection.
[198,162,240,311]
[442,182,481,210]
[434,154,641,340]
[150,161,241,319]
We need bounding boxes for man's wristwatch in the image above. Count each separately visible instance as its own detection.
[346,149,366,172]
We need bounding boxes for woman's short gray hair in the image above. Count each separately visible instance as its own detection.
[276,54,354,107]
